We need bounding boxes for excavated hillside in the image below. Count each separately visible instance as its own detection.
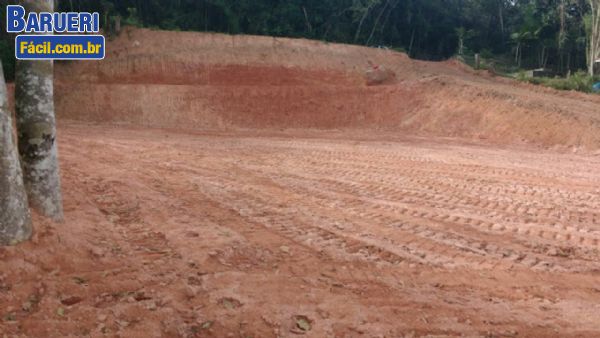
[54,28,600,149]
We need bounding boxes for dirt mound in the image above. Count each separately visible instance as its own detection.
[53,28,600,149]
[365,65,396,85]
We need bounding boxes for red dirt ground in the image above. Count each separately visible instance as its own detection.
[2,124,600,337]
[2,29,600,337]
[53,28,600,151]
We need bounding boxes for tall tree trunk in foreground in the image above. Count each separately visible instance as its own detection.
[15,0,64,221]
[0,62,32,245]
[589,0,600,75]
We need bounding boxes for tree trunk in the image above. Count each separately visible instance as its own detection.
[114,15,121,34]
[302,7,312,34]
[354,2,376,43]
[378,0,399,43]
[498,1,505,35]
[589,0,600,76]
[408,29,416,57]
[366,0,390,46]
[104,12,110,33]
[0,62,32,246]
[15,0,64,222]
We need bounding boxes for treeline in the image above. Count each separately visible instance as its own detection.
[1,0,598,79]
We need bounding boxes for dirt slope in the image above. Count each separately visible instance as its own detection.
[54,28,600,150]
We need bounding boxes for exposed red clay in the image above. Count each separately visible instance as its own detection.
[1,29,600,337]
[52,28,600,151]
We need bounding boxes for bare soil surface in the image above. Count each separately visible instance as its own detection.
[53,28,600,150]
[1,123,600,337]
[3,28,600,337]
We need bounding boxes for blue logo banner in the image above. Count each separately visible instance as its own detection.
[15,35,105,60]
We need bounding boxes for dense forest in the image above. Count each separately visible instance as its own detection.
[1,0,599,81]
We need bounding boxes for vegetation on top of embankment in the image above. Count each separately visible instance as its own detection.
[2,0,600,83]
[518,71,600,93]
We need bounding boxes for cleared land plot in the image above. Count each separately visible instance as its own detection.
[2,123,599,337]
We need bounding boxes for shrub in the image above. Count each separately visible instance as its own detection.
[521,71,599,93]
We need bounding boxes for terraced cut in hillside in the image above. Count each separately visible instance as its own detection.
[53,28,600,150]
[1,123,599,337]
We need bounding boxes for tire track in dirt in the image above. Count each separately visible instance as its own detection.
[257,148,600,236]
[157,139,598,270]
[45,125,600,337]
[71,130,600,274]
[148,156,597,274]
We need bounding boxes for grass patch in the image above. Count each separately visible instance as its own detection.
[517,71,600,93]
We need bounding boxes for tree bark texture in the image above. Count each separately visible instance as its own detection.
[0,62,32,245]
[15,0,64,221]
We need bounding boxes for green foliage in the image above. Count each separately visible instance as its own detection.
[480,49,494,59]
[0,0,597,83]
[0,40,15,82]
[523,71,599,93]
[123,7,143,28]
